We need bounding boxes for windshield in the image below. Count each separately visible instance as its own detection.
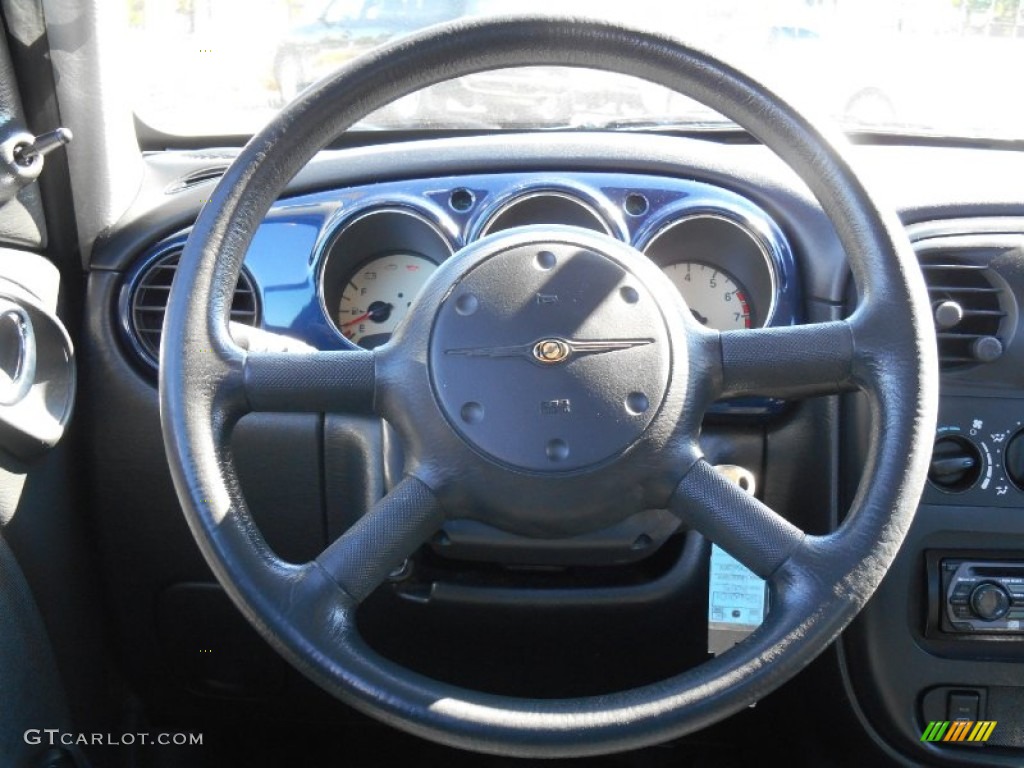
[125,0,1024,140]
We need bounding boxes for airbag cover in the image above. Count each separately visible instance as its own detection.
[429,240,670,472]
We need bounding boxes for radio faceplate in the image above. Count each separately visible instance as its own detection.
[942,559,1024,634]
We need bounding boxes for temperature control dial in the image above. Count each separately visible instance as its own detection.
[1004,429,1024,491]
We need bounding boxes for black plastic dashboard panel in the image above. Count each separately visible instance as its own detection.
[839,219,1024,768]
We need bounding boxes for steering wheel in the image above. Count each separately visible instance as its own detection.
[160,16,938,758]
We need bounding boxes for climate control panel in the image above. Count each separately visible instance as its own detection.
[923,396,1024,507]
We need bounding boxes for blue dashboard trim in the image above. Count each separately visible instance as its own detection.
[120,171,801,414]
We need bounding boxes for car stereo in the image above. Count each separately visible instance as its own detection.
[942,559,1024,634]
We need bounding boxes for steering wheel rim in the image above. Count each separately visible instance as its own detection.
[160,16,938,757]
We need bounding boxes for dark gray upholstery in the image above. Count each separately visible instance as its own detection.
[0,535,73,767]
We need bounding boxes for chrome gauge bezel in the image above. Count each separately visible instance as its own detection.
[471,183,626,241]
[315,205,456,346]
[636,200,786,330]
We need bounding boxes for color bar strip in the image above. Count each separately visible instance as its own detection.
[922,720,997,743]
[922,721,950,742]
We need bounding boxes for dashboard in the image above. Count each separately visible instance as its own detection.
[84,132,1024,767]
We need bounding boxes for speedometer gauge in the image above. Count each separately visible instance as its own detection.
[662,262,752,331]
[338,253,437,347]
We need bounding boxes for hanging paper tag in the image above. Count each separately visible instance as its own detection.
[707,465,769,656]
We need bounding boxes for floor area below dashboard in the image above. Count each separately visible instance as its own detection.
[120,660,879,768]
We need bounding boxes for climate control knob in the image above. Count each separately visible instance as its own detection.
[928,436,981,492]
[969,582,1011,621]
[1004,429,1024,490]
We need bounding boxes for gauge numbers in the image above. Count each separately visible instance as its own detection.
[662,262,752,331]
[338,253,437,347]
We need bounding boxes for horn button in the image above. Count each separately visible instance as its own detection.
[429,241,671,472]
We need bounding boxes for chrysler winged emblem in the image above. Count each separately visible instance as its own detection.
[445,337,653,365]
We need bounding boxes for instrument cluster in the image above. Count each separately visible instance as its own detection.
[316,172,795,349]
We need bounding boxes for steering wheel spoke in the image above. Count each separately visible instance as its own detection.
[242,348,376,415]
[669,459,805,580]
[715,320,858,400]
[315,476,444,604]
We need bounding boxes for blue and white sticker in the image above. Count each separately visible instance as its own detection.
[707,544,769,656]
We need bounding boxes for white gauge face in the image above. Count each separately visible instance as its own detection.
[338,253,438,347]
[662,262,753,331]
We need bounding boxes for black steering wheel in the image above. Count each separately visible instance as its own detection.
[160,16,938,758]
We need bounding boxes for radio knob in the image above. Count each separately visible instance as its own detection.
[969,582,1011,621]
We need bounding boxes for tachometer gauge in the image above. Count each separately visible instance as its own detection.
[662,261,752,331]
[338,253,437,347]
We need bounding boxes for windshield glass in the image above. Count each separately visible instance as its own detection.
[125,0,1024,139]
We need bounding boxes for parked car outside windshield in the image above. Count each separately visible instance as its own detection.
[125,0,1024,139]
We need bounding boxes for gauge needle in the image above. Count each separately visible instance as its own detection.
[691,308,709,325]
[342,311,372,328]
[342,301,394,328]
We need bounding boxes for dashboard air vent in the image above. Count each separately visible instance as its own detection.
[165,166,229,193]
[919,254,1006,368]
[128,249,258,368]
